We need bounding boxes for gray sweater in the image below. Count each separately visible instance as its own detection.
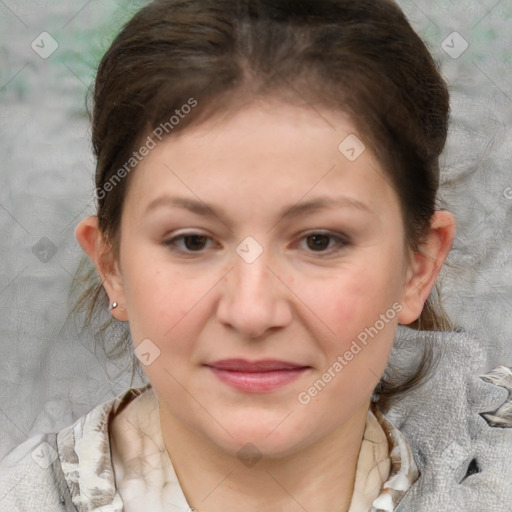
[1,327,511,512]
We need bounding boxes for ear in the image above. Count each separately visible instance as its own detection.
[397,210,456,325]
[74,216,128,322]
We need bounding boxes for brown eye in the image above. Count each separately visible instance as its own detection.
[182,235,208,251]
[306,234,331,251]
[163,232,214,253]
[299,231,350,255]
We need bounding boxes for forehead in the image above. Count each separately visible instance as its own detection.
[122,100,401,222]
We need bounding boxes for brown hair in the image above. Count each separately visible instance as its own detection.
[71,0,454,410]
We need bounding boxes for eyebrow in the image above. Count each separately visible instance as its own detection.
[144,195,374,221]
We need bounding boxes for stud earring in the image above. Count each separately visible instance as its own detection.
[110,302,118,311]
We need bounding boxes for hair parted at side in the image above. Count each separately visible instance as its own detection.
[71,0,454,410]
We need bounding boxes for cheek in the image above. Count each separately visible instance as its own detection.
[302,262,403,339]
[121,253,192,340]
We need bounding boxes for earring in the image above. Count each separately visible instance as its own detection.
[110,302,118,311]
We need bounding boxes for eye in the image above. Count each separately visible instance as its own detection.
[299,231,350,254]
[163,232,215,253]
[163,230,349,255]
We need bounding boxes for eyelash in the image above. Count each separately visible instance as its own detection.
[162,231,350,256]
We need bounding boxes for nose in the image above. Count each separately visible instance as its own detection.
[216,249,293,339]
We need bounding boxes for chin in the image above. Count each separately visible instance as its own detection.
[200,411,316,462]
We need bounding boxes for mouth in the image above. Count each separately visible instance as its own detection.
[204,359,311,393]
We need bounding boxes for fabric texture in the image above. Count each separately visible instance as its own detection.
[109,386,193,512]
[349,407,419,512]
[349,407,392,511]
[388,328,512,512]
[1,327,511,512]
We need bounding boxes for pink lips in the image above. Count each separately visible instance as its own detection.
[205,359,310,393]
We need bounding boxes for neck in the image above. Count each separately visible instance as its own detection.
[158,400,370,512]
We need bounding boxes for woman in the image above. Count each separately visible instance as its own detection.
[1,0,511,510]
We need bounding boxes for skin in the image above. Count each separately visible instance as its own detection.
[76,99,455,511]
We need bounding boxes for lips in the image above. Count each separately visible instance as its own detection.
[204,359,310,393]
[206,359,307,372]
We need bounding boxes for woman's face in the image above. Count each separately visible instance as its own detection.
[109,100,414,457]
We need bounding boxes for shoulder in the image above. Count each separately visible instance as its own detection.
[0,386,149,512]
[386,327,512,512]
[0,432,76,511]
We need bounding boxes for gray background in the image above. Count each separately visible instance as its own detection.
[0,0,511,458]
